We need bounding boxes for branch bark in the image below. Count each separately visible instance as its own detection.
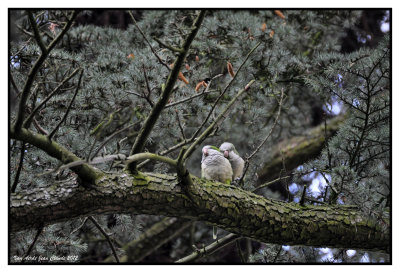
[10,171,389,252]
[257,114,348,184]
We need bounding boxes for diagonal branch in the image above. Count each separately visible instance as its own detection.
[48,69,84,140]
[182,80,256,161]
[127,10,206,172]
[88,216,120,263]
[10,127,101,184]
[23,67,81,129]
[128,11,170,71]
[14,10,78,133]
[189,42,261,145]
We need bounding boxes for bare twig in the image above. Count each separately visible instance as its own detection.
[236,240,246,263]
[128,11,170,71]
[252,175,291,192]
[273,245,282,263]
[182,80,256,161]
[33,118,49,135]
[175,233,241,263]
[22,224,44,262]
[153,37,184,53]
[88,216,120,263]
[90,123,136,161]
[238,88,285,185]
[23,67,81,129]
[142,65,154,107]
[175,111,186,141]
[136,128,218,169]
[190,42,261,142]
[70,217,89,235]
[48,69,84,140]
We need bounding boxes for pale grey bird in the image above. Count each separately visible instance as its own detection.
[201,145,233,239]
[219,142,245,181]
[201,145,233,185]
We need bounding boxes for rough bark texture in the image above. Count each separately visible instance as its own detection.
[10,171,389,252]
[257,114,347,184]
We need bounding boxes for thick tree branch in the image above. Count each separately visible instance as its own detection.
[257,114,348,185]
[10,172,389,252]
[10,127,102,184]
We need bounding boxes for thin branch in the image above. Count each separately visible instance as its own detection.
[90,123,136,161]
[252,175,291,192]
[175,233,241,263]
[88,216,120,263]
[176,111,187,141]
[189,42,261,142]
[9,70,21,95]
[22,224,44,262]
[273,246,282,263]
[166,90,215,109]
[142,65,154,107]
[126,152,177,169]
[32,117,49,135]
[11,142,26,193]
[165,74,222,109]
[23,67,81,129]
[70,217,89,235]
[136,128,218,169]
[247,88,284,161]
[27,11,47,53]
[128,11,170,71]
[153,37,184,53]
[236,240,246,263]
[239,88,284,186]
[182,79,256,161]
[48,69,84,140]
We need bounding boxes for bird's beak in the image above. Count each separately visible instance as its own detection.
[224,150,229,158]
[203,147,209,156]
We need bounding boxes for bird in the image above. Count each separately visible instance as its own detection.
[201,145,233,239]
[201,145,233,184]
[219,142,245,181]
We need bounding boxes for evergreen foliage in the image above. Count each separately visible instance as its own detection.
[9,9,390,263]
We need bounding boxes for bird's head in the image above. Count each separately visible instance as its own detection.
[201,145,221,162]
[219,142,238,158]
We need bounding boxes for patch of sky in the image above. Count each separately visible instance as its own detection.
[323,98,343,116]
[318,248,333,261]
[380,10,390,33]
[360,253,370,263]
[288,183,299,194]
[282,245,290,251]
[346,249,356,257]
[11,56,20,68]
[308,173,329,198]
